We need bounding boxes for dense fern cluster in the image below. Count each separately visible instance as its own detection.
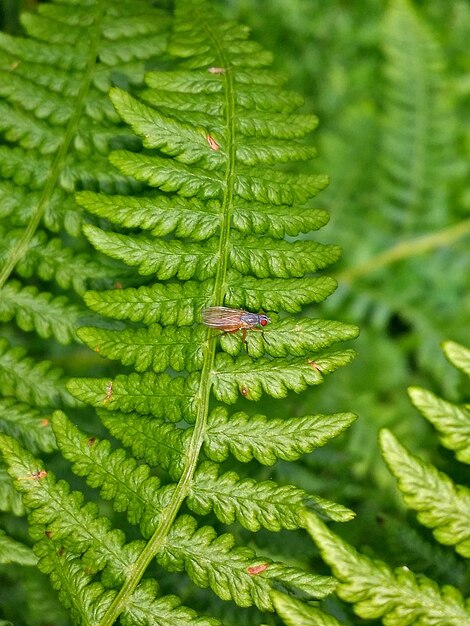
[0,0,169,531]
[304,341,470,626]
[0,0,359,624]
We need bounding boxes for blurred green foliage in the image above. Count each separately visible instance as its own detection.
[0,0,36,33]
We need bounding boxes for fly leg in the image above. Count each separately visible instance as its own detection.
[251,327,271,346]
[242,328,248,352]
[211,328,249,352]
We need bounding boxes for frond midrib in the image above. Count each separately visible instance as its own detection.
[97,16,236,626]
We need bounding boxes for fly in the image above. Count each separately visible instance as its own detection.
[202,306,270,344]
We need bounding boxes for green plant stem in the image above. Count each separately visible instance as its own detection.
[337,218,470,283]
[98,22,235,626]
[0,1,106,289]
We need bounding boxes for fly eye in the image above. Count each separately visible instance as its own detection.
[260,318,268,327]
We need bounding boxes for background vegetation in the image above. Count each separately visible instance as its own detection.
[0,0,469,624]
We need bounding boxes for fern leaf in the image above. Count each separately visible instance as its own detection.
[230,202,329,238]
[227,233,340,278]
[443,340,470,377]
[0,184,80,235]
[0,0,169,242]
[160,515,335,611]
[78,191,330,240]
[204,407,356,466]
[227,275,338,312]
[108,150,223,198]
[381,0,451,229]
[66,372,198,422]
[0,279,80,343]
[0,529,37,566]
[1,432,211,624]
[0,466,25,515]
[76,190,220,241]
[220,318,359,358]
[2,228,123,295]
[0,435,125,571]
[211,350,356,403]
[84,280,213,326]
[0,338,72,408]
[272,590,343,626]
[83,224,219,279]
[237,110,319,138]
[305,513,470,626]
[0,398,56,454]
[408,386,470,463]
[34,540,115,626]
[111,88,225,168]
[123,580,221,626]
[377,515,468,589]
[84,226,340,280]
[98,410,189,481]
[114,84,318,168]
[51,411,168,535]
[77,324,205,373]
[189,461,353,531]
[380,428,470,558]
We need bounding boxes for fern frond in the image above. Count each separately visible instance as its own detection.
[84,280,212,326]
[408,386,470,463]
[0,184,79,234]
[381,0,451,229]
[77,191,220,241]
[77,324,205,373]
[1,431,219,625]
[98,410,189,480]
[0,529,37,566]
[211,350,356,403]
[204,407,355,466]
[0,0,175,479]
[305,513,470,626]
[123,580,222,626]
[220,318,358,357]
[0,1,359,623]
[83,224,219,280]
[227,275,338,312]
[378,515,468,588]
[0,0,168,244]
[51,411,169,534]
[272,590,343,626]
[231,202,329,238]
[0,228,123,295]
[0,398,56,454]
[189,461,353,531]
[0,338,73,408]
[34,540,115,626]
[443,340,470,377]
[0,279,81,343]
[160,514,335,611]
[67,372,198,421]
[84,225,340,280]
[380,428,470,558]
[0,435,129,575]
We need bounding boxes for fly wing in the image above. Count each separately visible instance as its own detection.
[202,306,244,330]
